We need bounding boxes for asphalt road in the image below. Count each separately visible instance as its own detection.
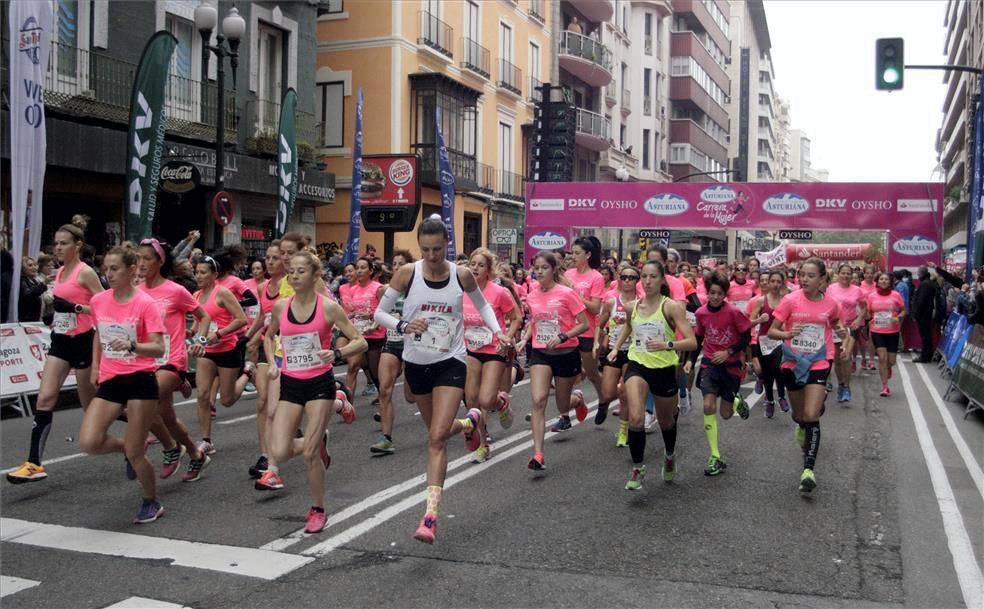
[1,358,981,609]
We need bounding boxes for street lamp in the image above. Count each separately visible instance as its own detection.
[195,3,245,245]
[614,165,628,259]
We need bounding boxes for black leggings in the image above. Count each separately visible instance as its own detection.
[758,347,785,401]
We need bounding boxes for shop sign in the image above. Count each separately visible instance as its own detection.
[159,160,201,194]
[491,229,517,244]
[241,227,269,240]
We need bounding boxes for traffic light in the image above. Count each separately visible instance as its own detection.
[875,38,904,91]
[532,83,575,182]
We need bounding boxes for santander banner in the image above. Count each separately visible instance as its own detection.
[525,182,943,270]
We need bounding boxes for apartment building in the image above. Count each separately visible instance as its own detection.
[938,0,983,253]
[787,129,828,183]
[314,0,551,261]
[667,0,732,183]
[774,95,792,180]
[1,1,333,254]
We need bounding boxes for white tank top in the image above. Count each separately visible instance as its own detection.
[401,259,466,365]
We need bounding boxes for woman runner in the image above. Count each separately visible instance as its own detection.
[340,257,386,404]
[610,261,696,490]
[747,270,790,418]
[373,215,510,544]
[595,264,640,447]
[769,258,852,493]
[563,237,606,427]
[865,271,906,397]
[826,263,867,403]
[79,245,167,522]
[7,217,103,484]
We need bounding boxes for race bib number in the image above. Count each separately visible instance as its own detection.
[732,300,748,312]
[414,315,456,352]
[535,319,560,345]
[465,326,493,351]
[354,317,374,334]
[155,336,171,366]
[873,311,892,330]
[99,322,137,360]
[791,323,824,354]
[386,313,402,342]
[686,311,697,326]
[283,331,323,371]
[52,312,77,335]
[759,334,781,356]
[633,322,666,352]
[246,305,260,321]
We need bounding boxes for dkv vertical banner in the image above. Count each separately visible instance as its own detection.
[275,88,298,237]
[343,89,364,265]
[125,31,177,243]
[7,1,52,322]
[436,109,457,260]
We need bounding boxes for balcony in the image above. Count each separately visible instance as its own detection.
[418,10,453,59]
[472,162,495,195]
[558,31,614,87]
[567,0,614,23]
[461,38,490,79]
[410,143,478,193]
[528,0,545,23]
[605,88,617,107]
[600,147,639,176]
[529,76,543,103]
[248,98,320,146]
[575,107,611,151]
[670,118,727,162]
[636,0,673,16]
[620,89,631,115]
[498,58,523,96]
[496,169,526,202]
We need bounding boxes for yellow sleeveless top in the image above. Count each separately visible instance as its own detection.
[627,296,679,369]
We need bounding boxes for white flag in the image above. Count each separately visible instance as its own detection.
[755,244,787,270]
[7,1,52,322]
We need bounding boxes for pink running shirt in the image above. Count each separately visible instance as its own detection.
[139,279,199,371]
[279,295,334,380]
[463,281,515,354]
[52,262,96,335]
[826,282,865,327]
[343,281,385,339]
[526,284,586,350]
[772,289,842,371]
[564,268,605,339]
[694,303,752,369]
[90,289,166,383]
[865,290,905,335]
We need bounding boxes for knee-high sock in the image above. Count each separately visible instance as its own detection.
[627,428,646,465]
[677,372,688,398]
[803,421,821,470]
[425,485,442,517]
[703,414,719,459]
[28,411,53,465]
[661,423,677,456]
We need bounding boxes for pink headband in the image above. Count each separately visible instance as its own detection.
[140,238,166,263]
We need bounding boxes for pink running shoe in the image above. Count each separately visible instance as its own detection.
[255,469,284,491]
[305,507,328,534]
[572,389,588,422]
[463,408,482,452]
[414,514,437,544]
[336,390,356,424]
[880,385,890,397]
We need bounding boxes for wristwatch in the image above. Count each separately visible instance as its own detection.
[334,348,343,362]
[128,339,137,353]
[397,320,409,334]
[74,303,83,314]
[667,340,675,351]
[557,332,569,343]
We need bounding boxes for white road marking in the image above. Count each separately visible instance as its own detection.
[0,518,312,581]
[908,362,984,499]
[216,414,257,426]
[102,597,191,609]
[896,363,984,608]
[0,575,40,597]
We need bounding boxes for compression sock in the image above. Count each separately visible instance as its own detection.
[764,380,775,402]
[803,421,821,470]
[627,428,646,465]
[28,411,53,464]
[703,414,720,459]
[677,372,688,398]
[425,485,442,517]
[646,394,655,415]
[660,423,678,455]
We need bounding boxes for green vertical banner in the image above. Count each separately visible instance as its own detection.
[275,88,298,237]
[125,31,177,243]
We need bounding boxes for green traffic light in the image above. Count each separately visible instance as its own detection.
[883,67,900,84]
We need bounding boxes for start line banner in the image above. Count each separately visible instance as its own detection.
[0,323,77,397]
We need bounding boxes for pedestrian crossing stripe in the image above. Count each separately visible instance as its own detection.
[0,575,40,598]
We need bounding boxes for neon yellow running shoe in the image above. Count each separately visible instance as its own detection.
[471,445,491,463]
[799,468,816,493]
[615,427,628,448]
[625,465,645,491]
[662,454,677,482]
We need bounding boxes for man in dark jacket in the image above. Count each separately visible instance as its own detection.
[911,266,938,363]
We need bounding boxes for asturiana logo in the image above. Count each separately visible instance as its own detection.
[892,236,939,256]
[529,231,567,250]
[643,194,689,216]
[762,193,809,216]
[700,186,737,204]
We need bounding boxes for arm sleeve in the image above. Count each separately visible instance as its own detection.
[238,289,258,308]
[373,287,403,330]
[466,286,504,334]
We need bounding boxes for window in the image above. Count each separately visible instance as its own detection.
[465,1,479,42]
[257,22,285,132]
[620,124,626,148]
[165,14,197,121]
[529,41,540,81]
[317,0,344,15]
[644,13,653,55]
[499,122,513,172]
[410,72,481,188]
[500,22,513,62]
[644,68,651,97]
[642,129,651,170]
[53,0,78,77]
[463,213,483,255]
[317,82,344,147]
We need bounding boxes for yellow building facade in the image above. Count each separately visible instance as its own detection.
[315,0,552,262]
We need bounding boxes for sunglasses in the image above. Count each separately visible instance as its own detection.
[735,267,748,272]
[619,275,639,281]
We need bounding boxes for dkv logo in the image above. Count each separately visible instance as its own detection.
[528,231,567,250]
[892,235,939,256]
[643,194,689,216]
[762,193,810,216]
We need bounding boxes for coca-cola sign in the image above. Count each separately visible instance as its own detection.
[159,160,201,194]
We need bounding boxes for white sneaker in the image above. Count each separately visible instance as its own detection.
[678,392,691,417]
[644,412,659,434]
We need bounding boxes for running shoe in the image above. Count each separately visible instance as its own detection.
[679,393,691,417]
[880,384,890,397]
[413,514,437,544]
[145,434,160,446]
[462,408,482,452]
[497,392,514,429]
[527,453,546,470]
[6,462,47,484]
[373,411,382,423]
[255,469,284,491]
[182,454,211,482]
[361,383,378,397]
[124,457,137,481]
[319,432,331,470]
[160,446,184,480]
[644,412,659,434]
[825,381,833,393]
[615,427,628,447]
[179,379,193,399]
[799,468,817,493]
[662,454,676,482]
[133,499,164,524]
[550,416,572,433]
[794,425,806,449]
[611,404,622,417]
[525,412,532,423]
[733,394,750,420]
[835,386,844,403]
[703,456,727,476]
[754,378,764,394]
[764,400,775,419]
[336,390,356,424]
[471,445,491,463]
[778,397,790,413]
[572,389,588,422]
[843,387,853,403]
[248,455,269,479]
[371,397,380,407]
[370,436,395,455]
[198,440,216,456]
[594,402,609,425]
[625,465,646,491]
[305,508,328,534]
[243,361,257,381]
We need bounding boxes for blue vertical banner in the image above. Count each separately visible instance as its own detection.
[968,76,984,280]
[436,108,457,259]
[343,88,364,265]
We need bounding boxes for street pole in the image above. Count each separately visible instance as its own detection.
[214,33,226,247]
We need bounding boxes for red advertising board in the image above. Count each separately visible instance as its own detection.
[785,243,873,262]
[361,155,420,206]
